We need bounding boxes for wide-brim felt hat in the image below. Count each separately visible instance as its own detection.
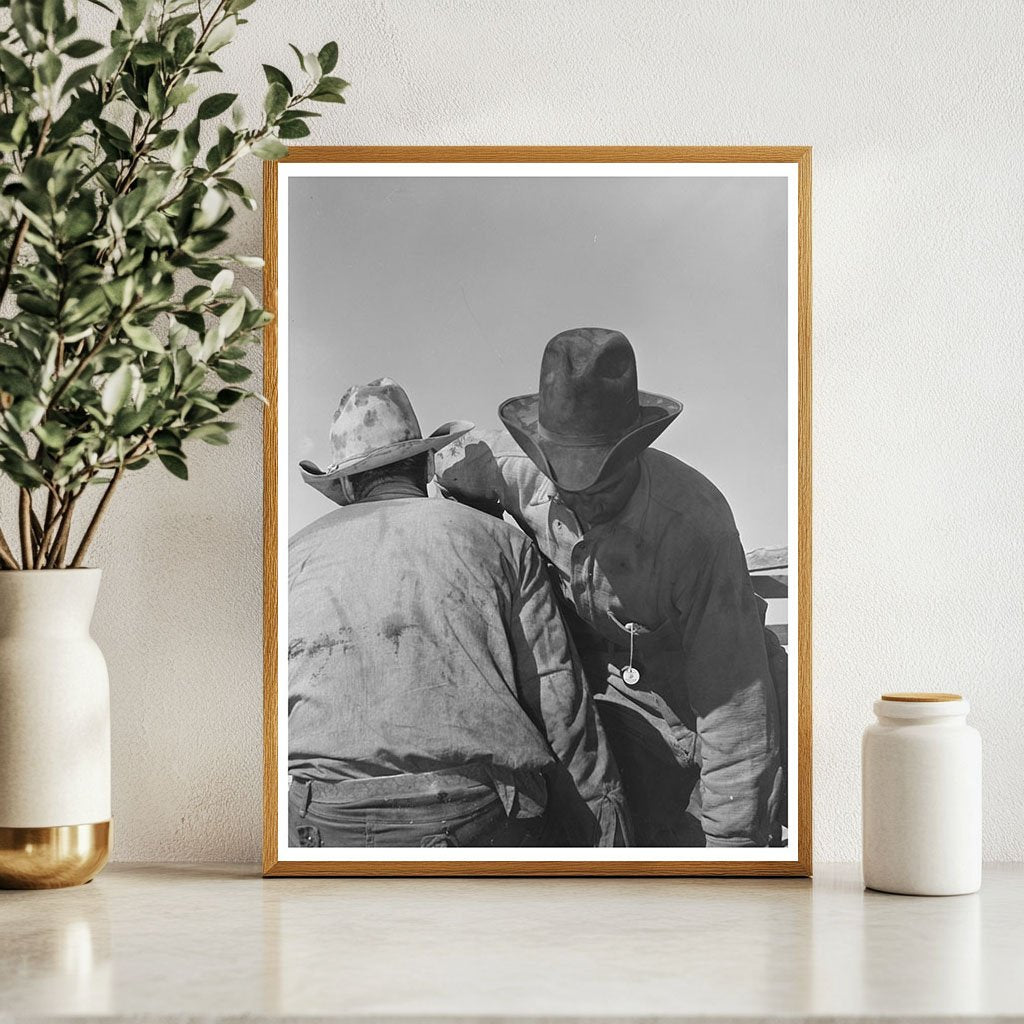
[300,377,472,505]
[499,328,682,492]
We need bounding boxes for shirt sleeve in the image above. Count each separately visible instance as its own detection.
[677,532,783,847]
[507,537,632,847]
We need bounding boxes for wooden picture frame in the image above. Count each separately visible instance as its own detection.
[263,147,812,877]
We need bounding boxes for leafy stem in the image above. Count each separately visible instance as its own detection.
[0,112,53,309]
[0,1,346,569]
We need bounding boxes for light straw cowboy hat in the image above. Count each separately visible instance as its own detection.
[499,328,682,493]
[299,377,473,506]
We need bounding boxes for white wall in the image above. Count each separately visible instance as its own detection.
[70,0,1024,862]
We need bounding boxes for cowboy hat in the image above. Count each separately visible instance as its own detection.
[300,377,473,505]
[499,328,681,492]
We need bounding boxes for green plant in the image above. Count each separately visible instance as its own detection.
[0,0,345,569]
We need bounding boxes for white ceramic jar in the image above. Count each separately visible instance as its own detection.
[862,693,981,896]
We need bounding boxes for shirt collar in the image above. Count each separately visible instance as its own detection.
[528,458,653,533]
[528,475,558,507]
[356,480,426,503]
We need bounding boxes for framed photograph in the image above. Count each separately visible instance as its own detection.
[263,147,811,877]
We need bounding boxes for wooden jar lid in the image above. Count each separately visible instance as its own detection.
[881,692,962,702]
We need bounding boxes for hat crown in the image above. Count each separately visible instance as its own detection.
[538,328,640,442]
[328,377,423,468]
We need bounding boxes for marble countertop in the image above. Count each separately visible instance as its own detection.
[1,862,1022,1022]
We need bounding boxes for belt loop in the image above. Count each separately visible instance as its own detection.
[292,778,312,818]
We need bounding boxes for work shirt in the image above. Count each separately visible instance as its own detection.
[288,483,629,846]
[435,430,782,847]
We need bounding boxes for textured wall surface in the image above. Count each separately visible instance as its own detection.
[59,1,1024,862]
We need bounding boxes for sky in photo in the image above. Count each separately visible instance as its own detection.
[286,173,789,550]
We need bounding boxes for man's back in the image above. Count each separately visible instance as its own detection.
[288,496,568,784]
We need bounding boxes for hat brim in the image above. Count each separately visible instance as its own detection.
[299,420,474,505]
[499,393,681,492]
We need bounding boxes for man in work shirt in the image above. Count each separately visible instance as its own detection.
[289,377,629,848]
[435,329,783,847]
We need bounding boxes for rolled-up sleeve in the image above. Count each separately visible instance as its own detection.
[508,538,632,847]
[678,533,782,847]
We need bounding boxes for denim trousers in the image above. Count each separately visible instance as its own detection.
[288,767,544,849]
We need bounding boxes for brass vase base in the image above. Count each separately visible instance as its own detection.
[0,821,110,889]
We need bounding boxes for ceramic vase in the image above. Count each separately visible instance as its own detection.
[0,569,111,888]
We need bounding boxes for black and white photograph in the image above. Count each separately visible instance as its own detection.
[265,149,810,875]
